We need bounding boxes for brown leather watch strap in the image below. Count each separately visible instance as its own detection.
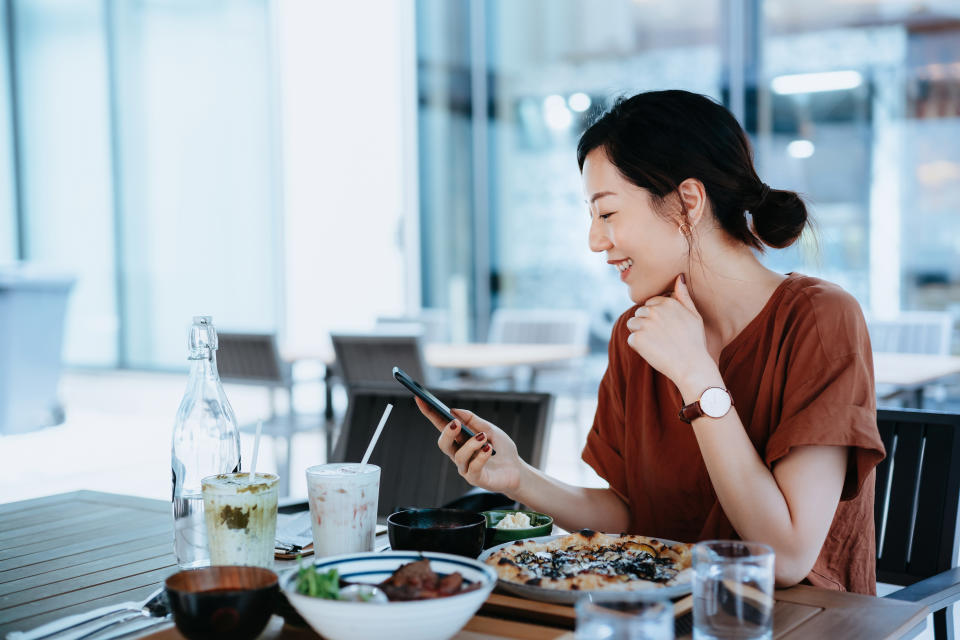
[678,402,702,424]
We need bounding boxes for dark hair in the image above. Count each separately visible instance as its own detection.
[577,90,808,250]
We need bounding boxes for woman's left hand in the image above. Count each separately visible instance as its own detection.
[625,274,716,385]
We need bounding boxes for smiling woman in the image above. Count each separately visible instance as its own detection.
[414,90,885,596]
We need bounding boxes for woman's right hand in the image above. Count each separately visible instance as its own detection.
[414,397,526,495]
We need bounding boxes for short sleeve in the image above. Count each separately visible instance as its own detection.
[765,351,885,500]
[582,312,631,502]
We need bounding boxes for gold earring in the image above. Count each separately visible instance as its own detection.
[678,222,692,235]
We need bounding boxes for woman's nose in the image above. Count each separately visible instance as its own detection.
[588,219,612,253]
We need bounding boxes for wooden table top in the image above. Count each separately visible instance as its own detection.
[0,491,929,640]
[872,351,960,387]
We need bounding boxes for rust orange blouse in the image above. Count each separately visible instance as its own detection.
[582,273,885,594]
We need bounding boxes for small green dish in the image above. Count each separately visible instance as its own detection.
[482,509,554,549]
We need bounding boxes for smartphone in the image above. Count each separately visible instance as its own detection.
[392,366,495,455]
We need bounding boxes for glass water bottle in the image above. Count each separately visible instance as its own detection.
[171,315,241,568]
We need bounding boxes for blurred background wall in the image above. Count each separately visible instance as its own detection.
[1,0,958,369]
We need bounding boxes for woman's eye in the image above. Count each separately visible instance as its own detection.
[599,212,615,221]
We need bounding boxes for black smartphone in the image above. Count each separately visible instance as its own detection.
[392,366,495,455]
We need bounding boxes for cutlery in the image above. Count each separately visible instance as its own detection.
[69,588,170,640]
[6,587,164,640]
[5,587,166,640]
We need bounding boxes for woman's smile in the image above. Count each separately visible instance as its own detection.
[610,257,634,281]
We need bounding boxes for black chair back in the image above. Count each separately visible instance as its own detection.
[216,332,290,387]
[875,408,960,587]
[332,387,553,516]
[330,334,428,389]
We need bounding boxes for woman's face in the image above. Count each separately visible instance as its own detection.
[582,148,687,304]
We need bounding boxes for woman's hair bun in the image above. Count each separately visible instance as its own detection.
[750,188,808,249]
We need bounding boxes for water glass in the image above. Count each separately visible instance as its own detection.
[693,540,774,640]
[575,597,674,640]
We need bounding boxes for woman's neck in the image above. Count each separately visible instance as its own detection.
[685,240,787,357]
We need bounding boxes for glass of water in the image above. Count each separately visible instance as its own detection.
[693,540,774,640]
[575,596,674,640]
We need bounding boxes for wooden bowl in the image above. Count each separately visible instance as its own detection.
[387,508,486,558]
[165,566,278,640]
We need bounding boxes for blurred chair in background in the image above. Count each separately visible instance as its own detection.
[867,311,953,355]
[375,308,450,344]
[487,308,591,392]
[330,333,429,390]
[332,386,553,516]
[0,267,75,435]
[867,311,957,407]
[217,332,330,496]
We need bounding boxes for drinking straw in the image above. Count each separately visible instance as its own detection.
[248,420,262,482]
[361,404,393,467]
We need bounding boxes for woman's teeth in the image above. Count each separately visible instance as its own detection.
[616,259,633,273]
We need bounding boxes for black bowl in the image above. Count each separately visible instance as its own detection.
[387,508,486,558]
[165,566,278,640]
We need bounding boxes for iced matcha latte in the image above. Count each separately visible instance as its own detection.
[201,472,278,567]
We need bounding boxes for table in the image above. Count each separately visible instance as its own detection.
[283,342,589,419]
[0,491,929,640]
[873,352,960,406]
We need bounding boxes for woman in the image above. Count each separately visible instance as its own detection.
[415,90,885,594]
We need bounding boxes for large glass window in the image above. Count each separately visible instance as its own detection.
[6,0,280,368]
[754,1,960,314]
[13,0,119,365]
[111,0,280,368]
[417,0,960,345]
[0,1,17,263]
[486,0,723,343]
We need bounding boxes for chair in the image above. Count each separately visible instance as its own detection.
[867,311,956,407]
[330,333,429,389]
[375,308,450,344]
[217,332,330,496]
[876,408,960,639]
[331,387,553,516]
[485,308,590,389]
[867,311,953,355]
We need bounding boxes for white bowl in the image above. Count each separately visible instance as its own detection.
[280,551,497,640]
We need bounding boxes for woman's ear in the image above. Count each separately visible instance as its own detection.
[676,178,708,226]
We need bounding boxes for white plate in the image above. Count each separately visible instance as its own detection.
[477,533,692,604]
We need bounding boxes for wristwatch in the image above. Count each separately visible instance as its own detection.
[678,387,734,423]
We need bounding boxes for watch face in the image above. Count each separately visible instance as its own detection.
[700,387,732,418]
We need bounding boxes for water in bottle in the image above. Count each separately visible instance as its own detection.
[171,316,241,568]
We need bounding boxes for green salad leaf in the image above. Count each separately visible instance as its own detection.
[295,557,340,600]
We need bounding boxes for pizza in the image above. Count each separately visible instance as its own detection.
[485,529,693,592]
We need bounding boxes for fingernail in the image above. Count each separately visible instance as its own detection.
[476,432,485,441]
[448,421,458,430]
[680,273,687,284]
[481,444,491,452]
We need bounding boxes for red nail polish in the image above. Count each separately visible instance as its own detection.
[482,444,491,452]
[680,273,687,284]
[448,421,458,430]
[476,432,485,441]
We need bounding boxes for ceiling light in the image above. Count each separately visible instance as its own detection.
[568,93,591,112]
[543,95,572,130]
[787,139,815,158]
[771,70,863,95]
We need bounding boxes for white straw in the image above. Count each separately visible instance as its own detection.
[361,404,393,467]
[248,420,262,483]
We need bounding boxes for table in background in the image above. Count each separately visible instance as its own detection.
[283,342,590,419]
[0,491,929,640]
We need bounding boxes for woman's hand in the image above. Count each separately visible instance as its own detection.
[626,274,716,387]
[414,397,525,495]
